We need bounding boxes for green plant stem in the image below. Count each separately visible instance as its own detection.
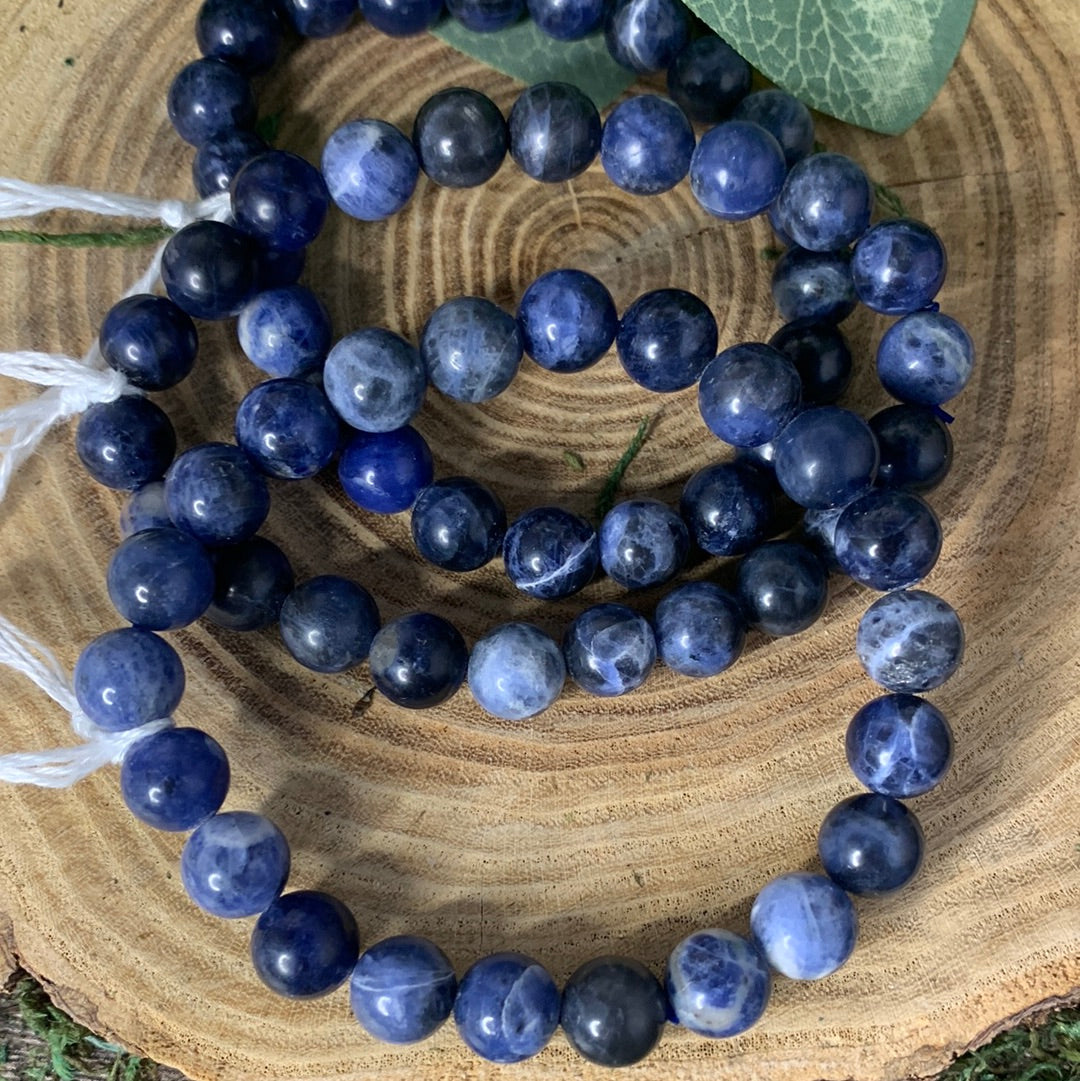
[595,414,655,520]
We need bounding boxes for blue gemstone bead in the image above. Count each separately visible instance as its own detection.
[412,88,507,188]
[120,727,229,831]
[517,268,617,374]
[665,929,770,1037]
[121,481,172,538]
[876,311,975,406]
[732,89,815,167]
[454,952,560,1063]
[857,589,964,693]
[232,151,330,252]
[196,0,282,74]
[600,94,694,196]
[774,152,872,252]
[106,528,215,630]
[818,793,924,896]
[616,288,717,392]
[251,890,359,998]
[74,627,185,731]
[421,296,523,402]
[279,575,380,672]
[773,406,879,509]
[667,35,751,123]
[680,460,774,556]
[467,623,566,720]
[99,294,197,391]
[193,130,268,198]
[698,343,801,447]
[502,506,599,599]
[350,936,458,1043]
[360,0,444,34]
[689,120,787,222]
[166,57,255,147]
[564,603,656,697]
[181,811,290,918]
[768,320,852,405]
[161,221,258,321]
[561,956,666,1067]
[750,872,857,980]
[238,285,332,379]
[653,581,745,678]
[277,0,355,36]
[834,489,942,590]
[369,612,468,708]
[446,0,524,30]
[870,405,953,493]
[735,541,827,637]
[410,476,506,571]
[324,328,426,433]
[846,693,953,797]
[254,245,306,290]
[852,218,947,315]
[526,0,604,39]
[771,247,857,324]
[598,498,689,590]
[338,426,434,514]
[508,82,600,183]
[322,119,419,221]
[604,0,688,72]
[75,396,176,491]
[207,536,294,631]
[235,378,339,479]
[165,442,270,545]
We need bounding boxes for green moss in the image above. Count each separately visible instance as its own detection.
[939,1009,1080,1081]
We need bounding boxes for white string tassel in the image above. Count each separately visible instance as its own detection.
[0,613,172,788]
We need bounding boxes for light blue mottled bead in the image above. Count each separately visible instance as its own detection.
[876,310,975,407]
[468,622,565,720]
[322,119,418,221]
[237,286,332,379]
[598,498,689,590]
[564,603,656,697]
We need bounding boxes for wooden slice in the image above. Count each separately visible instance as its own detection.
[0,0,1077,1078]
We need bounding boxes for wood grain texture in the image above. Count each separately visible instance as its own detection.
[0,1,1077,1079]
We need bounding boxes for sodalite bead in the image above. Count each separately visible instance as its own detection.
[852,218,947,315]
[856,589,964,693]
[653,581,745,678]
[121,481,172,538]
[322,119,419,221]
[503,506,599,599]
[818,794,925,896]
[768,320,852,405]
[360,0,444,35]
[870,405,953,493]
[680,461,773,556]
[161,221,258,321]
[206,536,294,631]
[876,310,975,406]
[771,247,857,324]
[447,0,524,31]
[454,952,560,1063]
[235,378,339,479]
[689,121,787,222]
[735,541,827,637]
[238,286,332,380]
[468,623,565,720]
[277,0,355,37]
[517,268,617,374]
[846,693,954,797]
[604,0,689,72]
[166,57,255,147]
[232,151,330,252]
[410,477,506,571]
[508,82,601,183]
[368,612,468,708]
[732,89,815,167]
[76,397,176,491]
[196,0,282,75]
[666,35,751,123]
[181,811,290,918]
[99,294,197,391]
[598,498,689,590]
[698,343,801,447]
[338,426,434,513]
[774,152,872,252]
[600,94,694,196]
[412,88,507,188]
[194,130,268,198]
[616,288,718,392]
[74,627,185,731]
[564,603,657,697]
[526,0,605,40]
[279,575,380,672]
[120,727,229,831]
[421,296,523,403]
[665,929,770,1037]
[350,936,458,1044]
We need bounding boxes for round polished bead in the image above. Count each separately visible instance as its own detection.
[338,426,434,514]
[526,0,604,39]
[74,627,185,731]
[120,727,229,831]
[735,541,827,637]
[852,219,947,315]
[166,57,255,147]
[369,612,468,709]
[232,151,330,252]
[768,320,852,405]
[598,498,689,590]
[667,35,751,123]
[251,890,359,998]
[99,294,197,391]
[322,119,419,221]
[76,397,176,491]
[857,589,964,693]
[508,82,601,183]
[279,575,380,673]
[410,477,506,571]
[206,536,294,631]
[194,130,268,198]
[689,120,786,222]
[277,0,355,36]
[195,0,281,74]
[653,581,745,678]
[771,247,857,324]
[666,929,770,1038]
[564,603,656,697]
[360,0,443,34]
[604,0,688,72]
[774,153,872,252]
[600,94,694,196]
[238,285,332,379]
[236,379,339,479]
[869,405,953,493]
[121,481,172,538]
[876,310,975,406]
[412,87,507,188]
[181,811,290,918]
[503,506,599,600]
[561,956,666,1067]
[161,220,258,320]
[517,268,617,373]
[680,460,774,556]
[468,623,565,720]
[732,89,815,167]
[350,936,457,1044]
[616,288,717,392]
[698,343,801,447]
[446,0,524,30]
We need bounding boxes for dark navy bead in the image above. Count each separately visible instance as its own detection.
[412,87,507,188]
[773,406,879,509]
[410,476,506,571]
[653,581,745,678]
[254,245,306,290]
[181,811,290,918]
[732,89,815,167]
[74,627,185,731]
[600,94,694,196]
[735,541,827,637]
[517,268,617,374]
[121,481,172,538]
[350,936,457,1043]
[235,378,339,479]
[698,343,801,447]
[616,288,717,392]
[667,35,751,123]
[604,0,688,72]
[564,603,656,697]
[322,119,419,221]
[503,506,599,599]
[818,793,924,896]
[852,218,947,315]
[468,623,566,720]
[165,442,270,545]
[526,0,604,39]
[279,575,380,673]
[421,296,523,402]
[251,890,359,998]
[774,152,872,252]
[561,956,666,1067]
[446,0,524,30]
[876,311,975,406]
[771,247,857,324]
[454,952,560,1063]
[99,294,197,391]
[846,693,953,797]
[196,0,282,74]
[238,285,332,379]
[193,130,268,198]
[161,220,258,321]
[368,612,468,709]
[665,929,770,1037]
[680,460,773,556]
[120,727,229,831]
[508,82,601,183]
[598,498,689,590]
[206,536,294,631]
[277,0,355,36]
[338,426,434,514]
[166,57,255,147]
[323,328,426,432]
[689,120,786,222]
[768,320,852,405]
[75,396,176,491]
[360,0,444,35]
[870,404,953,493]
[857,589,964,693]
[232,151,330,252]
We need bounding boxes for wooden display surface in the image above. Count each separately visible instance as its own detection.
[1,0,1078,1078]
